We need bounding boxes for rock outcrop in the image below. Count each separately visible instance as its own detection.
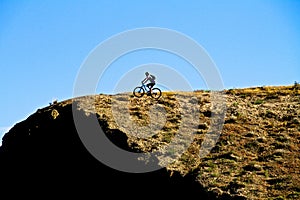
[0,85,299,199]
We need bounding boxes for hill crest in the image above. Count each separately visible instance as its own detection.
[1,84,299,199]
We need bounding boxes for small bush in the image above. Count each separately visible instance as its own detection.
[254,99,264,105]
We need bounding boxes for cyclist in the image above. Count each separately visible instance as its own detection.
[142,72,156,95]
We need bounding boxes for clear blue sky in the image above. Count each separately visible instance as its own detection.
[1,0,299,142]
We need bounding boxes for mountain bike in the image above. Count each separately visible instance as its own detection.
[133,83,162,99]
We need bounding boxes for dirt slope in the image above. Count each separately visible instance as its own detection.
[0,84,299,199]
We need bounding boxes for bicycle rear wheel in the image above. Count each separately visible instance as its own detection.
[133,86,145,98]
[151,88,162,99]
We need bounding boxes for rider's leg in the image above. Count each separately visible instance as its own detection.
[146,83,151,94]
[149,83,154,93]
[146,83,155,94]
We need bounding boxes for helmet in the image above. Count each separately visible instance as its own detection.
[145,72,149,76]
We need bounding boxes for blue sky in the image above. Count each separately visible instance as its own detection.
[0,0,299,142]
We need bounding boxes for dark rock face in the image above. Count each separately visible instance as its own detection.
[0,103,208,199]
[3,86,298,199]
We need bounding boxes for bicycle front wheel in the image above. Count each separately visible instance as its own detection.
[133,87,145,98]
[151,88,162,99]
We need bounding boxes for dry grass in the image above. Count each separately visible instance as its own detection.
[73,85,300,199]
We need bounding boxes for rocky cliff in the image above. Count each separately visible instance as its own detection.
[0,85,299,199]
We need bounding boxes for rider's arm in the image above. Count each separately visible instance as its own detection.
[141,77,148,84]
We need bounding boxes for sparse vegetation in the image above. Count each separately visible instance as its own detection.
[254,99,264,105]
[2,85,299,200]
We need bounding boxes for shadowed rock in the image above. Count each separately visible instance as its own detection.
[1,85,299,199]
[0,102,208,198]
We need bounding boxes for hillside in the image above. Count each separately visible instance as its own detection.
[0,84,299,199]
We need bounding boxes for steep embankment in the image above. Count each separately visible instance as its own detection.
[0,85,299,199]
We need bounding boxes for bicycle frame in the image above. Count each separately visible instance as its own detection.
[141,84,150,92]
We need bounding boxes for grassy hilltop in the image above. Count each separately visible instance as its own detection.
[1,84,299,199]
